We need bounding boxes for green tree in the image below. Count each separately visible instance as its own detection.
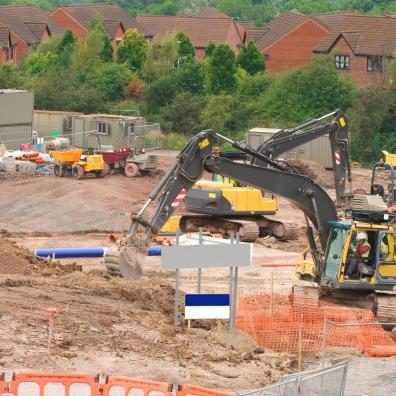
[117,29,148,72]
[348,89,396,162]
[237,41,266,75]
[160,92,205,133]
[174,62,205,94]
[100,34,114,62]
[145,0,179,15]
[70,14,109,73]
[56,30,76,68]
[204,42,216,58]
[200,95,249,134]
[207,44,237,94]
[0,63,22,89]
[143,34,178,79]
[259,55,356,125]
[237,72,271,99]
[175,32,194,65]
[25,52,58,75]
[142,74,177,113]
[57,29,75,53]
[85,62,133,101]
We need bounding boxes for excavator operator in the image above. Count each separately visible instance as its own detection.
[345,232,371,279]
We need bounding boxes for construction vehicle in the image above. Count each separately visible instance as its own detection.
[105,124,396,323]
[93,131,159,178]
[371,150,396,207]
[179,110,351,241]
[50,149,106,179]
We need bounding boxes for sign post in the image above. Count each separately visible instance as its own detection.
[161,231,252,330]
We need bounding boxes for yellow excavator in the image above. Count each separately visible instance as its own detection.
[105,113,396,323]
[178,110,352,242]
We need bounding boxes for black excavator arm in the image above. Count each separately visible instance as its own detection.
[255,110,351,206]
[118,129,337,277]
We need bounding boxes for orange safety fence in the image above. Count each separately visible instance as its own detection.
[177,385,232,396]
[0,373,231,396]
[236,293,396,357]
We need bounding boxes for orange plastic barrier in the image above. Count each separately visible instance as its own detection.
[0,373,101,396]
[102,376,172,395]
[0,374,232,396]
[177,384,231,396]
[237,293,396,357]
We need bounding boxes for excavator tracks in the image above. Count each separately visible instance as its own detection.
[292,285,396,327]
[179,215,298,242]
[179,215,260,242]
[374,294,396,324]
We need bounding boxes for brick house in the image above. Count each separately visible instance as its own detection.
[252,11,358,73]
[137,14,245,60]
[0,27,13,64]
[50,3,152,52]
[313,15,396,88]
[0,5,64,64]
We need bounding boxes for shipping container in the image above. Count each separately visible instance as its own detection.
[247,127,333,168]
[0,89,33,150]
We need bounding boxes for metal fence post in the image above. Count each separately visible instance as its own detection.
[174,229,180,326]
[197,228,203,294]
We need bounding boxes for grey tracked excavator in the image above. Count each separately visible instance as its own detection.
[179,110,352,242]
[105,118,396,323]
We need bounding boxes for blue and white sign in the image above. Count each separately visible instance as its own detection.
[185,294,230,320]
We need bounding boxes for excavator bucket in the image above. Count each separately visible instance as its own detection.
[118,245,145,277]
[105,241,146,278]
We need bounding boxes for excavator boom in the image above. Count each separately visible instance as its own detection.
[255,109,351,206]
[116,129,337,277]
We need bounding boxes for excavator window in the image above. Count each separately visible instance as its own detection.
[324,228,345,277]
[347,230,377,267]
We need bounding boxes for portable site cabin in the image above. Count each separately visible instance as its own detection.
[33,110,83,138]
[247,127,333,169]
[0,89,34,150]
[71,114,147,149]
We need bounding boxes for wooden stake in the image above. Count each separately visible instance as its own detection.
[187,319,191,330]
[217,320,221,332]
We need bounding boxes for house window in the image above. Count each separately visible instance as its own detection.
[97,121,110,135]
[335,55,350,70]
[127,122,135,134]
[367,56,382,72]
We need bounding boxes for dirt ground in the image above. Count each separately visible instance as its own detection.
[0,153,395,394]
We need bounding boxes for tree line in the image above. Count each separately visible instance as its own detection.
[0,14,395,163]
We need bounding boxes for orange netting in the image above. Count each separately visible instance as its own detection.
[236,293,396,357]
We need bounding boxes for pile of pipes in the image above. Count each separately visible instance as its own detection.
[0,143,51,173]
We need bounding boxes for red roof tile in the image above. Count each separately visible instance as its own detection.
[313,11,359,30]
[255,11,307,51]
[314,15,396,56]
[0,5,63,44]
[137,15,244,49]
[245,27,270,44]
[0,27,10,46]
[53,3,151,38]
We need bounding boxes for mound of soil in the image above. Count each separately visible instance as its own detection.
[287,159,334,188]
[0,237,81,275]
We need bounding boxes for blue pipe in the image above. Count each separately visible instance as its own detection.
[35,247,106,258]
[148,246,162,256]
[34,246,162,258]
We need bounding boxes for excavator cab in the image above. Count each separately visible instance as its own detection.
[320,194,396,291]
